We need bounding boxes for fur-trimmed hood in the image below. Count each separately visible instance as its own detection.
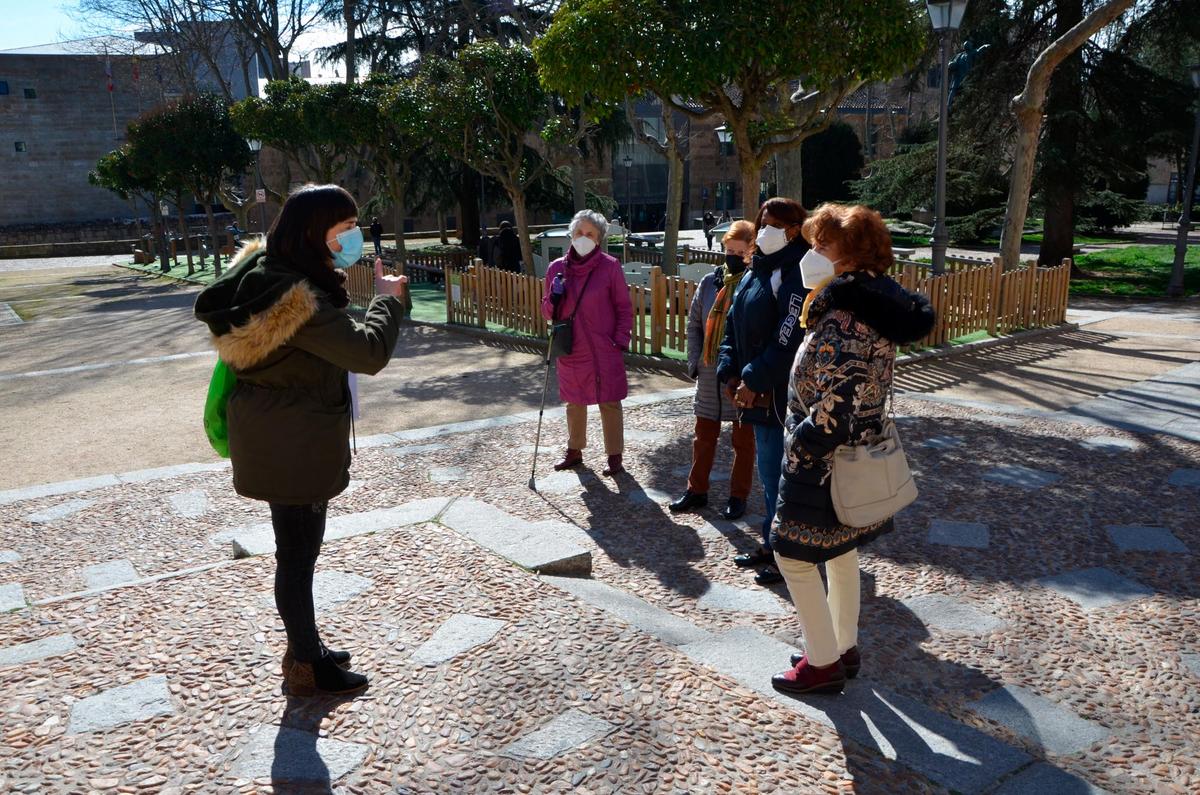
[193,239,320,370]
[808,271,935,344]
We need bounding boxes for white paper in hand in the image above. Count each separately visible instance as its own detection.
[348,371,361,419]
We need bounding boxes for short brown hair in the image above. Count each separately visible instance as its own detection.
[753,197,806,234]
[802,203,893,275]
[721,219,755,246]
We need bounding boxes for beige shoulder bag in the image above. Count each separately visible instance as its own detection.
[827,375,918,528]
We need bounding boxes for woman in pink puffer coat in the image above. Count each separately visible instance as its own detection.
[540,210,633,476]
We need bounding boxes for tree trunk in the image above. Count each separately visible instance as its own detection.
[1038,0,1084,268]
[999,0,1134,271]
[510,188,535,276]
[775,146,804,206]
[176,205,195,276]
[203,202,222,277]
[153,198,170,272]
[459,168,481,248]
[570,156,587,212]
[392,197,408,262]
[437,210,449,245]
[740,155,763,221]
[662,142,684,276]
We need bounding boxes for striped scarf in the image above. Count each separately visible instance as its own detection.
[702,267,744,366]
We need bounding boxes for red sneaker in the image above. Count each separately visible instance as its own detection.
[772,656,846,695]
[553,449,583,471]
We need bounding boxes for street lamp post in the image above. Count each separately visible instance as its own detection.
[926,0,968,275]
[247,138,267,235]
[623,153,634,230]
[1169,63,1200,298]
[715,125,733,213]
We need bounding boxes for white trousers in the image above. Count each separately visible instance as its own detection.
[774,548,861,668]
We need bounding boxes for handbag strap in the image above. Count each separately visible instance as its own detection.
[554,267,596,322]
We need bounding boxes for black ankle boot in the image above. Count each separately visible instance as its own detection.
[284,652,368,697]
[281,644,351,677]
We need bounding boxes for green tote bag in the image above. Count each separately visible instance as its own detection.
[203,359,237,458]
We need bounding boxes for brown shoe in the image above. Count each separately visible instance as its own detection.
[282,644,351,677]
[283,653,368,697]
[553,448,583,471]
[602,454,625,476]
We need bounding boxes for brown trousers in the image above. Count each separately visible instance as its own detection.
[687,417,755,499]
[566,402,624,455]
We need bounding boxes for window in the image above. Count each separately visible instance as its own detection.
[0,81,9,95]
[14,141,27,152]
[715,181,736,211]
[927,68,941,89]
[23,87,36,99]
[718,140,735,157]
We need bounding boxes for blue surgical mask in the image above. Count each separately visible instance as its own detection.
[328,226,364,269]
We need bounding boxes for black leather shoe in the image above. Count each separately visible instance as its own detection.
[668,490,708,513]
[733,547,772,569]
[754,564,783,586]
[721,497,747,521]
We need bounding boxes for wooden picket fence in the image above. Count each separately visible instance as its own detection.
[431,255,1072,358]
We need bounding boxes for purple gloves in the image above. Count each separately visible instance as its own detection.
[550,273,566,304]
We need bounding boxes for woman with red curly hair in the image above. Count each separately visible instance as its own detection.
[769,203,935,696]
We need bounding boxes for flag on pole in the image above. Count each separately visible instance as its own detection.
[104,57,113,92]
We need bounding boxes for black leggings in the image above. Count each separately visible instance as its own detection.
[269,501,327,663]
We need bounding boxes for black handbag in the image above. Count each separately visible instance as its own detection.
[549,270,594,359]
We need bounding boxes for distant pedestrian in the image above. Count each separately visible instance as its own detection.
[194,184,408,698]
[495,220,523,273]
[477,225,493,267]
[717,197,811,587]
[769,203,934,695]
[541,210,633,477]
[703,210,716,250]
[670,219,757,520]
[719,209,731,223]
[369,217,383,257]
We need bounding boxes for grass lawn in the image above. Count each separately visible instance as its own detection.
[119,258,222,286]
[1070,245,1199,297]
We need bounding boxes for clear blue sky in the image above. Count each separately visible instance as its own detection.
[0,2,87,51]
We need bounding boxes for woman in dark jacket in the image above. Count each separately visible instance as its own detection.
[194,185,407,697]
[770,204,934,696]
[670,219,756,520]
[716,197,810,586]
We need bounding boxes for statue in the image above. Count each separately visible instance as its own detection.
[947,40,990,108]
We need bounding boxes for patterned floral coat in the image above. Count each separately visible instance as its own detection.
[771,271,935,563]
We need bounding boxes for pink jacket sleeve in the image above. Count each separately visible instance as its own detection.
[540,261,563,321]
[610,261,633,350]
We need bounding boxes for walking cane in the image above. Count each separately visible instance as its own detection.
[528,329,555,491]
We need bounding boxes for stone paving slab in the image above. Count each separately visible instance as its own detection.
[982,465,1062,489]
[0,301,24,326]
[229,725,369,784]
[1167,468,1200,488]
[1055,361,1200,443]
[927,519,990,549]
[81,559,139,590]
[0,475,120,506]
[1105,525,1188,553]
[626,487,675,506]
[67,674,175,734]
[679,626,1031,794]
[1079,436,1142,453]
[0,550,20,564]
[1181,653,1200,678]
[409,613,507,666]
[0,582,26,611]
[969,684,1112,755]
[428,466,465,483]
[534,470,595,494]
[439,497,591,576]
[696,582,788,615]
[500,708,615,761]
[920,435,965,449]
[114,462,228,484]
[0,633,78,666]
[167,489,209,519]
[25,498,95,524]
[310,571,374,613]
[902,593,1006,634]
[993,762,1113,795]
[387,442,449,457]
[542,576,712,646]
[1034,567,1154,610]
[225,498,452,557]
[672,464,728,481]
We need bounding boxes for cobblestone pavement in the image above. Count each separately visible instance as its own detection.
[2,377,1198,793]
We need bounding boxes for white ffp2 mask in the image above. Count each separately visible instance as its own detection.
[799,249,836,288]
[756,225,788,256]
[571,236,597,257]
